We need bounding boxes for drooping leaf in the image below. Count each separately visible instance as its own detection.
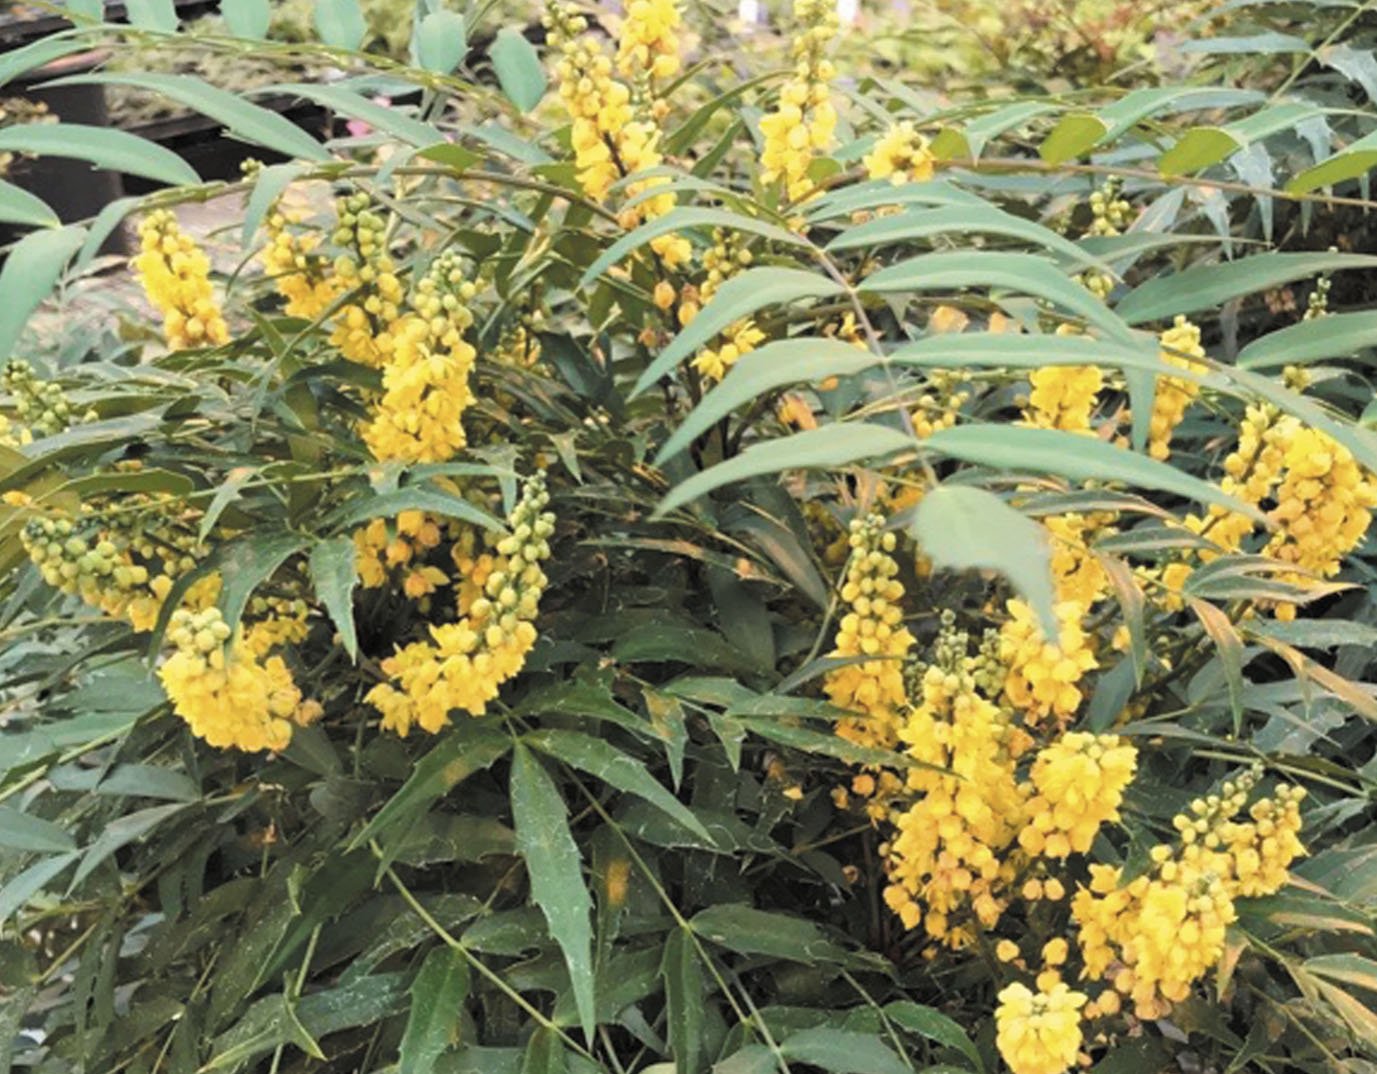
[912,485,1057,638]
[313,0,368,49]
[656,424,914,516]
[523,729,710,840]
[510,744,596,1040]
[0,180,57,229]
[490,28,547,112]
[309,536,360,662]
[0,124,199,187]
[0,224,86,363]
[416,10,468,74]
[399,947,470,1074]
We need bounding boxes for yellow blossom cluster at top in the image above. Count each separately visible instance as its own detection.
[329,191,405,367]
[133,209,230,351]
[366,473,555,735]
[999,598,1097,726]
[759,0,839,201]
[361,252,478,464]
[545,1,690,266]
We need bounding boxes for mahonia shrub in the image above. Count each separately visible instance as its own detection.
[2,2,1377,1074]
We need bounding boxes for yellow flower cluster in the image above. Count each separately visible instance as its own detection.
[862,121,935,185]
[1077,179,1131,300]
[365,473,554,735]
[883,655,1024,945]
[1148,316,1206,461]
[159,607,309,752]
[1073,769,1306,1020]
[995,981,1086,1074]
[999,599,1097,725]
[1019,733,1137,858]
[1183,403,1292,561]
[616,0,682,82]
[1044,513,1110,609]
[759,0,839,201]
[823,515,915,750]
[688,230,764,382]
[1263,426,1377,612]
[545,2,689,266]
[330,192,404,367]
[261,208,342,321]
[912,370,969,439]
[133,209,229,350]
[355,510,438,588]
[1024,364,1103,433]
[361,253,478,464]
[692,319,765,381]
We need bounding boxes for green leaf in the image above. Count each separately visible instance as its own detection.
[1040,87,1263,163]
[519,1027,567,1074]
[0,224,85,363]
[1116,252,1377,325]
[884,1001,982,1072]
[416,142,483,172]
[49,73,330,162]
[661,929,704,1074]
[1039,112,1106,163]
[314,0,367,48]
[72,803,189,886]
[656,424,914,517]
[691,904,854,964]
[0,852,78,922]
[922,425,1261,520]
[1288,127,1377,195]
[713,1046,776,1074]
[913,485,1056,639]
[491,28,547,112]
[309,536,359,662]
[826,205,1105,272]
[1158,127,1241,177]
[1305,953,1377,994]
[0,35,94,90]
[221,0,271,38]
[778,1029,908,1074]
[351,725,511,849]
[523,729,710,840]
[416,11,468,74]
[399,948,470,1074]
[859,251,1134,344]
[0,180,57,228]
[510,744,596,1040]
[1237,310,1377,369]
[803,179,985,223]
[125,0,177,31]
[631,268,844,398]
[579,207,805,290]
[0,123,198,187]
[656,338,876,463]
[0,807,76,853]
[213,532,308,637]
[262,83,444,148]
[327,485,503,533]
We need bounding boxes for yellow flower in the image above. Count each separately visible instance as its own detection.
[366,474,554,736]
[616,0,683,82]
[997,939,1021,962]
[158,607,306,752]
[758,0,839,201]
[261,209,343,320]
[863,121,934,185]
[824,515,915,750]
[133,210,229,350]
[999,599,1097,725]
[1019,733,1138,858]
[693,319,765,381]
[1148,316,1206,461]
[995,981,1086,1074]
[329,193,405,367]
[1025,364,1102,433]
